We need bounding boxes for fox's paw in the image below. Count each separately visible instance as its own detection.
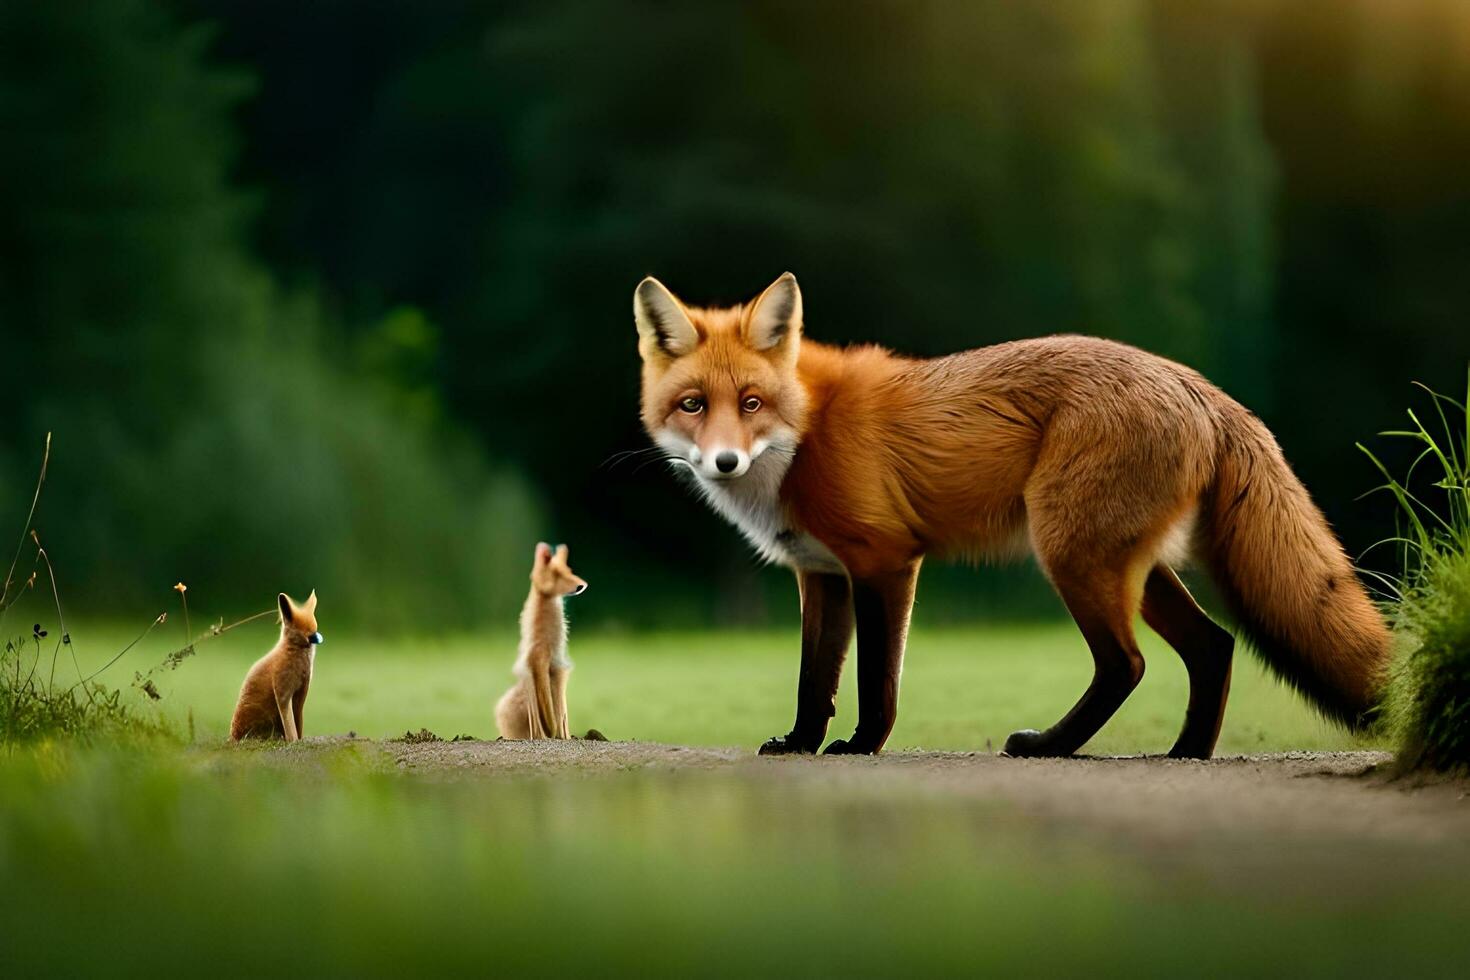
[758,733,819,756]
[1165,741,1213,761]
[1001,729,1070,758]
[822,737,879,756]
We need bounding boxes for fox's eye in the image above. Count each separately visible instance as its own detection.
[678,396,704,414]
[742,395,762,413]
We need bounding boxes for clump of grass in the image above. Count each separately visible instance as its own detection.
[394,729,481,743]
[1,436,278,745]
[1,624,173,742]
[1360,370,1470,772]
[0,436,176,743]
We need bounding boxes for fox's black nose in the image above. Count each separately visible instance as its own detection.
[309,632,323,645]
[572,583,587,596]
[715,451,739,473]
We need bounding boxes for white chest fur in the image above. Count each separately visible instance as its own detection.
[690,452,845,575]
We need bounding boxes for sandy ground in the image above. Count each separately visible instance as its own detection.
[306,737,1470,861]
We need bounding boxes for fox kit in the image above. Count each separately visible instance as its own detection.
[633,272,1391,759]
[230,591,323,742]
[496,543,587,740]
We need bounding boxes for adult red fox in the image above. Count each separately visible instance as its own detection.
[231,591,323,742]
[633,272,1390,758]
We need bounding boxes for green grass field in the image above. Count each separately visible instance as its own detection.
[5,622,1433,977]
[71,619,1374,753]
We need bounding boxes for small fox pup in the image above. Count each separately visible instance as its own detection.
[495,543,587,740]
[633,272,1392,759]
[230,591,323,742]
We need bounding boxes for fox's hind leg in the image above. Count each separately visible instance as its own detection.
[495,685,528,739]
[1008,402,1212,758]
[1003,555,1148,758]
[1141,566,1234,759]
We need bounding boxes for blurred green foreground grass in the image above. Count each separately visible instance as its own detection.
[73,621,1375,753]
[0,740,1463,978]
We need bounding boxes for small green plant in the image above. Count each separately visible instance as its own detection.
[1360,369,1470,772]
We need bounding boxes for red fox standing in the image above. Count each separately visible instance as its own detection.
[496,543,588,740]
[230,591,323,742]
[633,272,1391,758]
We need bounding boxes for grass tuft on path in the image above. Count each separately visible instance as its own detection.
[1362,370,1470,771]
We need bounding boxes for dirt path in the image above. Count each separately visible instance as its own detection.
[363,739,1470,857]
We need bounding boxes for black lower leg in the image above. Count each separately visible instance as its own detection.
[1141,567,1234,759]
[760,572,852,755]
[1005,612,1144,759]
[824,563,919,756]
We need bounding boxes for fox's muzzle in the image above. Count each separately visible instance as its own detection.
[697,446,750,479]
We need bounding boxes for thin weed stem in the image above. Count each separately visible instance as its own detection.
[35,543,82,689]
[71,614,167,690]
[1,432,50,618]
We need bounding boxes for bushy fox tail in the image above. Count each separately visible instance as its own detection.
[1202,406,1391,729]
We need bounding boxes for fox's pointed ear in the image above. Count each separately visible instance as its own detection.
[535,542,552,564]
[554,543,569,564]
[744,272,802,356]
[305,590,318,612]
[278,593,293,623]
[634,277,699,359]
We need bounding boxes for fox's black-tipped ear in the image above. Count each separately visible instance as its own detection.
[278,592,292,623]
[634,277,699,359]
[745,272,802,355]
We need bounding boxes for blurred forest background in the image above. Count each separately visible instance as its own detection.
[2,0,1468,630]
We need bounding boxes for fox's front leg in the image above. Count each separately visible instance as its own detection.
[523,683,541,740]
[292,675,309,740]
[531,662,559,739]
[551,668,571,739]
[824,562,921,756]
[760,571,853,755]
[274,679,299,743]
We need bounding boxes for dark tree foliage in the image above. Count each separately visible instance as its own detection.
[0,0,538,628]
[3,0,1468,626]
